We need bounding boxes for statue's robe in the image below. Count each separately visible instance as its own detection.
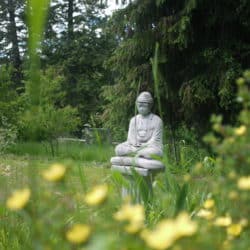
[115,113,163,159]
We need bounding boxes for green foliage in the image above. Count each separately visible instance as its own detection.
[0,116,17,153]
[102,0,250,138]
[19,68,80,144]
[19,104,79,140]
[204,71,250,175]
[0,65,21,125]
[7,141,113,162]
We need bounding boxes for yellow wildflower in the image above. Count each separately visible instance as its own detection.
[236,77,245,86]
[194,162,202,172]
[84,184,108,206]
[174,212,197,237]
[66,224,91,244]
[214,216,232,227]
[124,221,144,234]
[226,137,235,144]
[6,188,31,211]
[228,171,236,180]
[114,203,144,222]
[183,174,191,182]
[42,163,66,182]
[227,224,242,237]
[228,191,239,200]
[234,125,247,136]
[196,209,214,220]
[237,176,250,190]
[239,218,248,227]
[141,212,197,250]
[203,199,215,209]
[114,203,145,234]
[141,224,176,250]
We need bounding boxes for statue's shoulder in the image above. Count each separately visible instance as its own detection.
[129,115,137,124]
[151,114,163,123]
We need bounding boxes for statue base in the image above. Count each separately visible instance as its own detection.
[111,157,165,203]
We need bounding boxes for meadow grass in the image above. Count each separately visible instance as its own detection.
[0,143,217,250]
[0,137,249,250]
[6,141,114,163]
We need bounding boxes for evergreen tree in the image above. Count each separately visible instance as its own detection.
[0,0,26,87]
[101,0,250,138]
[42,0,116,126]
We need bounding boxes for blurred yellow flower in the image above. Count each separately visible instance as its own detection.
[141,225,175,250]
[196,209,214,220]
[194,162,202,172]
[234,125,247,136]
[125,221,144,234]
[6,188,31,211]
[42,163,66,182]
[84,184,108,206]
[228,171,236,179]
[183,174,191,182]
[141,212,197,250]
[214,216,232,227]
[237,176,250,190]
[227,224,242,237]
[174,212,197,237]
[66,224,91,244]
[203,199,215,209]
[226,137,235,144]
[228,191,239,200]
[114,203,145,234]
[239,218,248,227]
[236,77,245,86]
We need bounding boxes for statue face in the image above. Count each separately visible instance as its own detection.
[136,102,151,116]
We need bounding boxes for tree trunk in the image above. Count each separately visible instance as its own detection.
[67,0,73,39]
[7,0,22,87]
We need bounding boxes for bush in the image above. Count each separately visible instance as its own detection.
[18,67,80,144]
[0,116,17,153]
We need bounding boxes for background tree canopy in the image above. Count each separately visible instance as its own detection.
[101,0,250,138]
[0,0,250,142]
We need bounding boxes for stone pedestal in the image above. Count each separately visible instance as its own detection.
[111,162,164,203]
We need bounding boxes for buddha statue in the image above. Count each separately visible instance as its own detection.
[111,91,164,170]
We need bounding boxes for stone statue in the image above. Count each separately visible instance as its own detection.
[111,92,164,170]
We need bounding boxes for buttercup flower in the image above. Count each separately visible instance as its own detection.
[141,212,197,250]
[214,216,232,227]
[234,125,247,136]
[66,224,91,244]
[228,191,239,200]
[196,209,214,220]
[228,171,237,179]
[237,176,250,190]
[174,212,197,237]
[42,163,66,182]
[84,184,108,206]
[203,199,215,209]
[125,221,144,234]
[227,224,242,237]
[236,77,245,86]
[239,218,248,227]
[141,225,176,250]
[6,188,31,211]
[114,203,145,234]
[183,174,191,182]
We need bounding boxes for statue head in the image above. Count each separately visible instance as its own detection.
[136,91,153,116]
